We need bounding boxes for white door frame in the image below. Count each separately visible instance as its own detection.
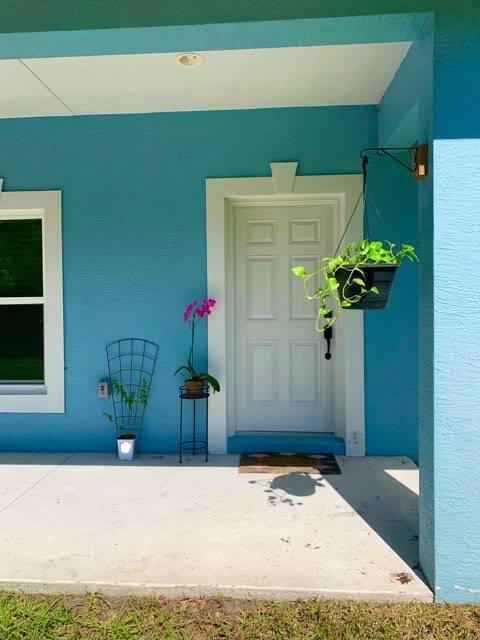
[206,168,365,456]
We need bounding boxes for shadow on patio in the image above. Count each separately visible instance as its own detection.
[246,457,421,574]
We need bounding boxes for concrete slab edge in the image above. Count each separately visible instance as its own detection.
[0,579,433,603]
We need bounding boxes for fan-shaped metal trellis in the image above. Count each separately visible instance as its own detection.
[106,338,158,448]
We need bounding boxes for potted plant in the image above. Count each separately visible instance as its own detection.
[292,239,417,331]
[174,298,220,396]
[105,378,149,461]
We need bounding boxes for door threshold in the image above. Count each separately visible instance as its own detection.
[228,431,345,454]
[235,431,337,437]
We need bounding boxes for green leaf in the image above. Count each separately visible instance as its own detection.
[341,300,352,308]
[327,277,339,290]
[370,286,379,294]
[173,365,192,378]
[352,278,365,286]
[327,259,338,272]
[292,266,307,279]
[197,373,221,393]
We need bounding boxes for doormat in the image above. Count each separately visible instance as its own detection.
[238,452,341,474]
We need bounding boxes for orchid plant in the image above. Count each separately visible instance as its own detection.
[174,298,220,393]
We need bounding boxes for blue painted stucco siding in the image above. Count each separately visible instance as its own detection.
[431,6,480,603]
[0,105,385,453]
[379,34,422,148]
[379,5,480,603]
[378,15,434,583]
[0,13,425,59]
[369,18,430,462]
[376,3,480,603]
[363,154,419,461]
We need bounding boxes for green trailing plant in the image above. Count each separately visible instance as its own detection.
[292,239,417,332]
[104,377,149,437]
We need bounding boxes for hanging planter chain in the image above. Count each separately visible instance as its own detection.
[291,146,420,333]
[338,139,428,253]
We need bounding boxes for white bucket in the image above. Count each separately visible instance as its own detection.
[117,435,136,461]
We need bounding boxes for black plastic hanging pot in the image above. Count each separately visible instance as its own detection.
[336,264,399,309]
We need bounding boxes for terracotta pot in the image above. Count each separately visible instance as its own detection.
[184,379,204,396]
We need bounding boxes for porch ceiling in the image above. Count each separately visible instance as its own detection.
[0,42,410,118]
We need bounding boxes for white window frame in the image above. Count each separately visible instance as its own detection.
[0,191,64,412]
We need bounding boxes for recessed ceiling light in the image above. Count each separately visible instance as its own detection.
[175,53,205,68]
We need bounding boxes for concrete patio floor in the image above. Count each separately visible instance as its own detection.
[0,453,432,602]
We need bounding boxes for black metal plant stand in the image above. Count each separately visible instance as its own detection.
[179,384,209,463]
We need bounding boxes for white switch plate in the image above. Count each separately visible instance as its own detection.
[98,381,109,398]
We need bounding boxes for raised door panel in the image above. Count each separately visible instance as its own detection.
[246,219,276,244]
[246,340,278,406]
[245,256,277,321]
[289,255,319,321]
[289,340,321,406]
[289,218,321,244]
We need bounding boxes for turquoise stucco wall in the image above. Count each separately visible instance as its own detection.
[378,36,421,147]
[430,9,480,604]
[375,3,480,604]
[0,102,422,461]
[365,26,430,463]
[0,14,424,59]
[0,105,380,453]
[363,153,418,461]
[378,17,435,587]
[367,34,426,463]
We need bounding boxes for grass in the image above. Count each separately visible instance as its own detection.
[0,593,479,640]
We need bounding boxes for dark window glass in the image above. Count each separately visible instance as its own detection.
[0,219,43,297]
[0,305,44,382]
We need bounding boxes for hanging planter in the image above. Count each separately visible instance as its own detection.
[292,147,421,332]
[292,240,417,331]
[334,262,399,310]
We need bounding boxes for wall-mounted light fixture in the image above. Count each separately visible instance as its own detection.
[360,144,428,181]
[413,144,428,180]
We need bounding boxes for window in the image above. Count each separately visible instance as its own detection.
[0,191,64,412]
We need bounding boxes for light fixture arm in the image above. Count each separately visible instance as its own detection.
[334,143,428,251]
[360,144,428,181]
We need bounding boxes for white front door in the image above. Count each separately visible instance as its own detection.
[233,202,335,432]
